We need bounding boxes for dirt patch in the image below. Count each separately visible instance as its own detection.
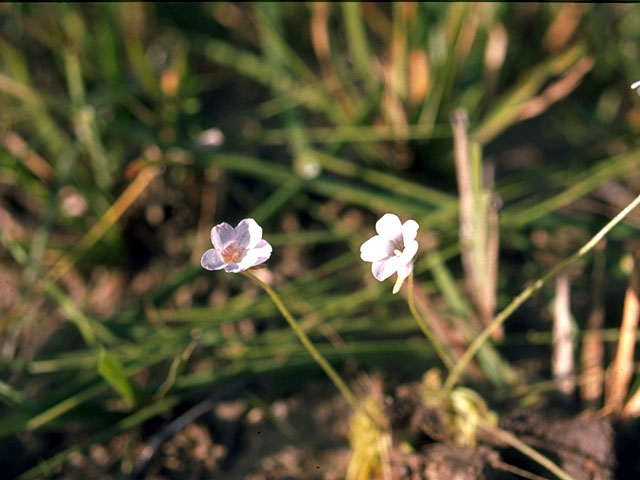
[30,376,623,480]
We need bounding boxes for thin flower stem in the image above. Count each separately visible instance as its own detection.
[242,271,361,413]
[489,427,574,480]
[444,192,640,393]
[406,273,453,371]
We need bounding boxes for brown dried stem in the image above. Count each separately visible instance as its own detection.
[604,250,640,415]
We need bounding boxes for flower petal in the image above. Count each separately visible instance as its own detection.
[398,240,418,265]
[236,239,272,270]
[396,260,414,282]
[372,257,399,281]
[223,262,242,273]
[360,235,395,262]
[375,213,402,240]
[201,249,225,271]
[402,219,419,245]
[252,239,273,261]
[234,218,263,249]
[392,274,406,294]
[210,222,236,249]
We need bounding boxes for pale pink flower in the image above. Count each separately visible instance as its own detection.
[360,213,419,293]
[201,218,272,273]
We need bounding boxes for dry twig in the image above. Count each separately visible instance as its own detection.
[604,250,640,415]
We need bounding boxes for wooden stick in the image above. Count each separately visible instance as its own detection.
[604,250,640,415]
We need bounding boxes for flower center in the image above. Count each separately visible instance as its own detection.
[221,244,243,263]
[392,239,404,257]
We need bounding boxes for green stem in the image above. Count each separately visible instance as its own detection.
[444,192,640,392]
[489,427,574,480]
[242,271,361,412]
[406,273,454,371]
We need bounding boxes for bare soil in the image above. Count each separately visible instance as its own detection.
[11,375,628,480]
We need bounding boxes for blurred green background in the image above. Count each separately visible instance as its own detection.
[1,2,640,478]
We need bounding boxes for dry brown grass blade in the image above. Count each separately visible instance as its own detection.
[451,109,475,297]
[620,250,640,420]
[482,22,508,103]
[604,250,640,416]
[455,3,480,66]
[361,3,392,41]
[309,2,332,72]
[543,3,585,53]
[50,164,161,281]
[622,373,640,419]
[2,131,55,182]
[450,108,501,338]
[516,55,594,123]
[580,240,606,407]
[408,48,431,105]
[552,271,575,396]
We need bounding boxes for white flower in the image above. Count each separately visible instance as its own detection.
[360,213,419,294]
[195,127,225,148]
[201,218,272,273]
[631,80,640,95]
